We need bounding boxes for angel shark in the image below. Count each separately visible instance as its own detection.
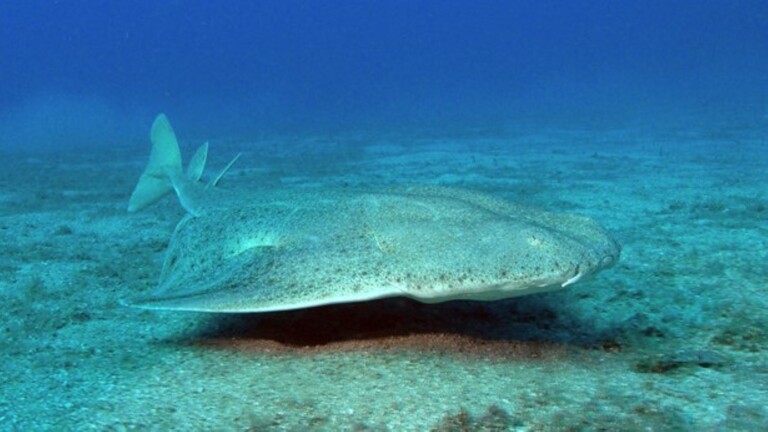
[126,114,620,313]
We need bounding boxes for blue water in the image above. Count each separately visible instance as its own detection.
[3,2,768,430]
[2,1,767,147]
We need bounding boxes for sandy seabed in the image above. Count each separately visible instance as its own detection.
[1,125,767,431]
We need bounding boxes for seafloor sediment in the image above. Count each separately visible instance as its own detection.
[1,126,766,430]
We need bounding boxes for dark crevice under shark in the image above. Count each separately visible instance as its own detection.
[125,114,620,313]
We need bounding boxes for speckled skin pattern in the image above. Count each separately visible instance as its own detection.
[131,186,620,312]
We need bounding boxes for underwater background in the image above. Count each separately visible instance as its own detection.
[3,0,767,146]
[1,1,767,430]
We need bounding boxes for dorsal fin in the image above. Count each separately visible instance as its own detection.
[186,142,208,181]
[208,153,242,188]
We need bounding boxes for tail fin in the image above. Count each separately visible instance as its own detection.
[127,114,207,212]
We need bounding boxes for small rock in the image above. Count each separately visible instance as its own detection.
[634,349,728,374]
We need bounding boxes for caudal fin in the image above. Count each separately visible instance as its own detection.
[127,114,207,212]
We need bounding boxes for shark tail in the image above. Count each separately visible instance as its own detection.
[127,114,208,212]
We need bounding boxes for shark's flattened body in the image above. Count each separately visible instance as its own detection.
[127,114,620,313]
